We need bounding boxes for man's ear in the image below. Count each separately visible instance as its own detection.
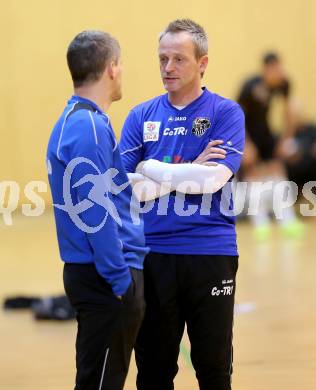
[107,61,116,80]
[199,55,209,74]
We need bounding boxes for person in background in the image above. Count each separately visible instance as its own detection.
[237,52,304,239]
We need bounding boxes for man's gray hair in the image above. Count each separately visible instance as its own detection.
[159,19,208,59]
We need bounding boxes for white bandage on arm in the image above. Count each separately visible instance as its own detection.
[127,173,171,202]
[137,159,233,194]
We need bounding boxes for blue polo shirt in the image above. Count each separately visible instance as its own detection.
[119,88,245,256]
[47,96,148,296]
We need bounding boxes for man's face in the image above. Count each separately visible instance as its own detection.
[264,61,287,88]
[158,32,207,94]
[110,56,123,102]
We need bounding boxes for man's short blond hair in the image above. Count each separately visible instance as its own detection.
[159,19,208,59]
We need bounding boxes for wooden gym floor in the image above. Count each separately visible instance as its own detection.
[1,211,315,389]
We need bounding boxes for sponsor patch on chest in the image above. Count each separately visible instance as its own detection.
[143,121,160,142]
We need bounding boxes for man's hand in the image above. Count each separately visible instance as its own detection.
[242,139,258,168]
[193,140,226,166]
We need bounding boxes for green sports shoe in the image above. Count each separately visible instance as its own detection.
[281,220,305,238]
[254,224,272,241]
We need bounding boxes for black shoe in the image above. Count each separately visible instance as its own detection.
[3,296,40,309]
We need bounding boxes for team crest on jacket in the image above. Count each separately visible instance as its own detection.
[192,117,211,137]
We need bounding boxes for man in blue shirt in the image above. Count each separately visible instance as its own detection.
[120,20,245,389]
[47,31,148,390]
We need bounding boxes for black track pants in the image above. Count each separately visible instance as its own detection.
[135,253,238,390]
[63,263,145,390]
